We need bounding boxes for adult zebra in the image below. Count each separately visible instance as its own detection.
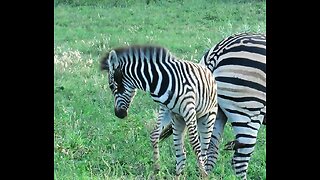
[159,33,266,179]
[100,45,218,178]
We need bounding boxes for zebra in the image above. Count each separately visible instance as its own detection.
[158,33,266,179]
[100,45,218,178]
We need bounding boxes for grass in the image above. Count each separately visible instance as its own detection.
[54,0,266,179]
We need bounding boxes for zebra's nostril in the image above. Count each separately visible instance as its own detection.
[115,108,127,119]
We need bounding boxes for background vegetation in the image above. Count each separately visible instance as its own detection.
[54,0,266,179]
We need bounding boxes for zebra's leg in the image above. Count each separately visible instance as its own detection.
[197,109,217,176]
[230,116,263,180]
[205,107,227,172]
[172,114,187,179]
[184,110,208,178]
[150,106,172,174]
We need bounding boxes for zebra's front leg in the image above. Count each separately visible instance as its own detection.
[171,115,187,179]
[150,106,172,174]
[205,108,227,172]
[150,122,161,174]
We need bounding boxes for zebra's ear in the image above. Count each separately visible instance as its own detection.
[108,50,119,71]
[100,52,110,71]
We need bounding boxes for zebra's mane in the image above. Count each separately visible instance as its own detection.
[114,44,169,56]
[100,45,172,71]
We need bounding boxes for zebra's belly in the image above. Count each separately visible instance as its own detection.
[166,102,215,122]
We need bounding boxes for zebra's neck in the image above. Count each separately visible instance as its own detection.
[117,46,178,104]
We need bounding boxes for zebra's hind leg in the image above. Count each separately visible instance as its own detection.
[150,106,172,174]
[183,110,208,178]
[197,109,217,178]
[205,108,227,173]
[171,114,187,179]
[230,118,262,180]
[231,144,255,180]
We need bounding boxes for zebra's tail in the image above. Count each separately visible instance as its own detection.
[159,123,173,142]
[262,114,266,125]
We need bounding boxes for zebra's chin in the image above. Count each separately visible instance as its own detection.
[114,108,128,119]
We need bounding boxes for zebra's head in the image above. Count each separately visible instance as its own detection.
[100,50,137,119]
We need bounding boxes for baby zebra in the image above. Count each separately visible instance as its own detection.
[100,45,218,178]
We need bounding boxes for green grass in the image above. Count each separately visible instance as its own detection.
[54,0,266,179]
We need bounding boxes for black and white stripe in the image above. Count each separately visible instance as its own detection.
[100,45,218,178]
[200,33,266,180]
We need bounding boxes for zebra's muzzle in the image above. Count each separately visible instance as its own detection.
[115,108,127,119]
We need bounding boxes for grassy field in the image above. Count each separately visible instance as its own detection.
[54,0,266,179]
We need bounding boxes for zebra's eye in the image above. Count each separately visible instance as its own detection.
[109,83,117,93]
